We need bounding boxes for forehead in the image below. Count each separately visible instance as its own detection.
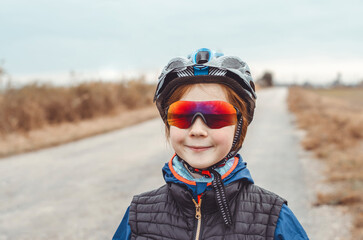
[179,84,228,102]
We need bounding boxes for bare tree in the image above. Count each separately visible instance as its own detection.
[257,71,274,87]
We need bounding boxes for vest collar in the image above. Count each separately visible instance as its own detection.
[167,154,239,187]
[163,153,254,200]
[168,179,243,216]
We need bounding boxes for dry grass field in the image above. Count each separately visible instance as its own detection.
[0,79,155,134]
[312,88,363,107]
[0,79,158,157]
[288,87,363,239]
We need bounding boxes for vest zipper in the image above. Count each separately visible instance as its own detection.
[192,198,202,240]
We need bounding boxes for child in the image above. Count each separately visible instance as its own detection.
[113,48,309,239]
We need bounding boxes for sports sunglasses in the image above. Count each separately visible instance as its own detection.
[167,101,240,129]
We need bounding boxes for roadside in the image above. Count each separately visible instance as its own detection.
[243,87,353,239]
[0,106,158,158]
[0,79,158,158]
[288,87,363,239]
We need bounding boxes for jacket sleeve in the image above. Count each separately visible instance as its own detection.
[112,206,131,240]
[274,204,309,240]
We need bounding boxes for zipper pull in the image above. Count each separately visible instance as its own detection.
[195,204,201,220]
[192,198,202,219]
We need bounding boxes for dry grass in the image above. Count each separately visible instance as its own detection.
[0,78,156,135]
[0,106,158,158]
[312,88,363,107]
[0,78,158,157]
[288,87,363,239]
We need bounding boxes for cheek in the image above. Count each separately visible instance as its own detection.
[169,126,186,145]
[211,126,235,146]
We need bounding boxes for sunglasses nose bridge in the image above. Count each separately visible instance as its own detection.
[191,112,208,126]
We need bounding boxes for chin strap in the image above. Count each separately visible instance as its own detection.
[205,115,244,170]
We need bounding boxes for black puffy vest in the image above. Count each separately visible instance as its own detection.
[129,180,287,239]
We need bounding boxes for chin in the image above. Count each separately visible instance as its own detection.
[185,157,217,169]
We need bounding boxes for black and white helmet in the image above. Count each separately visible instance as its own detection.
[154,48,257,124]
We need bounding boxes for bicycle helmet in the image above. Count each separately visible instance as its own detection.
[154,48,257,124]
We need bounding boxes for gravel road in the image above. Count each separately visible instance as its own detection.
[0,87,351,240]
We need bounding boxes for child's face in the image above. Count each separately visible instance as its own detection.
[169,84,235,169]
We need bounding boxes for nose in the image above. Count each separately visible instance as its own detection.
[189,117,208,137]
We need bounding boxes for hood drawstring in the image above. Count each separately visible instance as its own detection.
[210,169,233,226]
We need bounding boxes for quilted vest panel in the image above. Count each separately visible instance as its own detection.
[129,180,286,240]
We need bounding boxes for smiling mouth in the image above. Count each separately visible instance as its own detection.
[186,146,212,152]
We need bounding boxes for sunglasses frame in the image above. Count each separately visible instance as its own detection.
[166,101,241,129]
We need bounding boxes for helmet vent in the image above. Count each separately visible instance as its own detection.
[250,81,255,91]
[165,58,188,71]
[221,57,245,69]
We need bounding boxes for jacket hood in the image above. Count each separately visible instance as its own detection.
[162,154,254,199]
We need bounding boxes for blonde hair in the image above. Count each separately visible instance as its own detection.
[164,83,249,151]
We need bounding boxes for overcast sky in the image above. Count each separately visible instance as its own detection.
[1,0,362,85]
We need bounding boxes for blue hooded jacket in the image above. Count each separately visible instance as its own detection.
[112,154,309,240]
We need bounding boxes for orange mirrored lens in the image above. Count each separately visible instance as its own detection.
[167,101,237,129]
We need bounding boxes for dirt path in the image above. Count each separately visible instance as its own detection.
[0,87,350,239]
